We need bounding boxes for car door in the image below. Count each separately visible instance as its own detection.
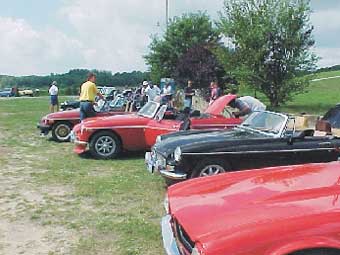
[235,137,298,170]
[287,136,340,164]
[144,105,182,148]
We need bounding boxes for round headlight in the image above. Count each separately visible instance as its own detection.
[174,146,182,162]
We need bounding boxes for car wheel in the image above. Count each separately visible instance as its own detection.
[191,159,231,178]
[89,131,121,159]
[51,121,73,142]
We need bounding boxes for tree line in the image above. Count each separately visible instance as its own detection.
[0,69,150,92]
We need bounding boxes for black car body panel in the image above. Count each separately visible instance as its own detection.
[146,111,340,183]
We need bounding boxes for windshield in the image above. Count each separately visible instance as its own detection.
[137,102,160,118]
[109,96,125,109]
[241,111,287,135]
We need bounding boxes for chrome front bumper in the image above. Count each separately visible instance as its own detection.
[160,171,187,180]
[162,215,181,255]
[70,131,88,146]
[145,152,187,180]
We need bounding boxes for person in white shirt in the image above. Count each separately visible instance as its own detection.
[239,96,266,111]
[49,81,59,112]
[162,82,173,107]
[145,83,161,102]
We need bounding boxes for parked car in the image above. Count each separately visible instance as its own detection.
[0,88,14,97]
[60,100,80,111]
[18,88,34,97]
[146,110,340,185]
[71,95,242,159]
[37,100,129,142]
[162,161,340,255]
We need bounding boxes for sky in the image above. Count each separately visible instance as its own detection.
[0,0,339,76]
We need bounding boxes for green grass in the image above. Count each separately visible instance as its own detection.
[238,71,340,115]
[0,97,166,255]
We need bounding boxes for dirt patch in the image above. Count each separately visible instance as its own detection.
[0,124,78,255]
[0,218,75,255]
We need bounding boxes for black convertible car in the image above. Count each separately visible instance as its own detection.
[146,111,340,185]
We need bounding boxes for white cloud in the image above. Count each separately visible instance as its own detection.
[315,48,340,68]
[0,17,85,76]
[0,0,339,75]
[59,0,165,73]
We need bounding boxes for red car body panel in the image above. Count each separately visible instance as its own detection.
[73,95,242,154]
[167,162,340,255]
[40,108,128,127]
[204,94,236,115]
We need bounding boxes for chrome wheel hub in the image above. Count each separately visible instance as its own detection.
[95,136,116,156]
[199,165,225,177]
[56,124,71,140]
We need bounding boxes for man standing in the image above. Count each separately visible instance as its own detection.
[49,81,59,112]
[230,96,266,117]
[162,82,173,107]
[184,80,195,109]
[79,73,104,121]
[145,82,161,102]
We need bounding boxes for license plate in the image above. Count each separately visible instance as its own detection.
[145,152,154,173]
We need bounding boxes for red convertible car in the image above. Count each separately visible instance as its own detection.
[71,95,242,159]
[163,161,340,255]
[37,100,128,142]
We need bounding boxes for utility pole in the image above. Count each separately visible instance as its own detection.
[166,0,169,28]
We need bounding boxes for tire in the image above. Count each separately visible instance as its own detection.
[191,158,231,179]
[51,121,73,142]
[89,131,121,159]
[290,249,340,255]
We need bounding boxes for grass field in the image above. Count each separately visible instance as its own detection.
[0,97,166,254]
[239,72,340,114]
[0,71,339,254]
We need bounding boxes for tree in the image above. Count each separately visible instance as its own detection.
[219,0,318,106]
[145,12,225,88]
[174,43,226,88]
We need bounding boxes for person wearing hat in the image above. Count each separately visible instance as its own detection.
[49,81,59,112]
[144,82,161,102]
[79,72,104,121]
[141,81,149,105]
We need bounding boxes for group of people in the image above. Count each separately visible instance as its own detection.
[138,80,174,107]
[183,79,266,117]
[48,73,266,122]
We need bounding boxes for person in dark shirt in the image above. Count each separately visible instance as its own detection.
[184,80,195,109]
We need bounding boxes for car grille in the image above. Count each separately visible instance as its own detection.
[174,220,194,253]
[152,149,166,170]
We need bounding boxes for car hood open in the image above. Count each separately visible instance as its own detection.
[168,161,340,253]
[204,94,237,116]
